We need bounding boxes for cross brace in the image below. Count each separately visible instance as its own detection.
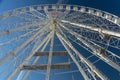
[22,62,70,70]
[34,51,68,56]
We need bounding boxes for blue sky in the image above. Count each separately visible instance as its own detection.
[0,0,120,80]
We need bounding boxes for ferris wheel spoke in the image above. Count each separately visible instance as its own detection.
[22,34,51,80]
[67,29,120,69]
[60,23,120,72]
[35,9,49,18]
[64,11,113,30]
[0,56,18,75]
[10,32,44,68]
[56,32,107,80]
[62,10,70,18]
[44,9,52,19]
[61,20,120,38]
[0,26,49,66]
[73,33,120,72]
[46,31,55,80]
[56,33,90,80]
[65,23,120,50]
[57,22,96,54]
[6,31,53,80]
[74,29,120,50]
[63,10,120,31]
[19,32,51,80]
[61,22,120,49]
[13,14,41,22]
[59,22,107,46]
[30,10,48,19]
[19,11,48,20]
[80,38,120,72]
[62,12,93,25]
[86,39,120,71]
[12,9,40,20]
[57,26,103,80]
[15,27,51,62]
[0,21,38,27]
[0,27,41,46]
[0,34,39,77]
[23,12,43,19]
[0,21,46,36]
[56,31,107,80]
[57,24,108,80]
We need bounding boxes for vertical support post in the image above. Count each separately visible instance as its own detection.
[45,30,55,80]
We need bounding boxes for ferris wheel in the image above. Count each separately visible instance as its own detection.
[0,4,120,80]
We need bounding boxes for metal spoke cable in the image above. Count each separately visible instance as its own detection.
[0,33,40,75]
[14,32,43,65]
[44,9,52,19]
[13,14,40,22]
[0,21,39,27]
[57,26,98,80]
[34,9,49,18]
[15,11,43,21]
[65,23,120,51]
[30,10,48,20]
[56,27,108,80]
[17,34,49,80]
[0,21,47,36]
[29,28,51,51]
[59,10,70,19]
[0,27,41,46]
[67,24,120,49]
[56,26,90,80]
[58,33,108,80]
[61,20,120,38]
[6,31,53,80]
[60,22,120,71]
[45,23,55,80]
[56,32,90,80]
[60,23,120,72]
[67,34,102,65]
[22,33,52,80]
[0,25,48,66]
[59,22,120,60]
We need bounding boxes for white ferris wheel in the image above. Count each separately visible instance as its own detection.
[0,4,120,80]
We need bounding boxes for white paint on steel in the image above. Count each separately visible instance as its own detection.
[61,20,120,37]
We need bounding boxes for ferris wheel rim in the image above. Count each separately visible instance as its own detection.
[0,4,120,27]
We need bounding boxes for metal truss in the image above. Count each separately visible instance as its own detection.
[58,22,120,72]
[56,25,108,80]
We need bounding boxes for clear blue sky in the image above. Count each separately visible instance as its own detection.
[0,0,120,80]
